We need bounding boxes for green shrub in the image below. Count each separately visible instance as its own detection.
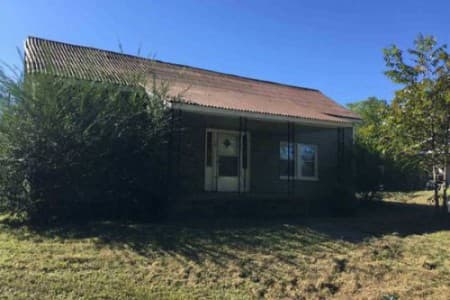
[353,143,383,201]
[0,72,173,222]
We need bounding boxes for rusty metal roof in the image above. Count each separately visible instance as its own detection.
[25,36,360,124]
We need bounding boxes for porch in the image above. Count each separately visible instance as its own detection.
[167,109,354,209]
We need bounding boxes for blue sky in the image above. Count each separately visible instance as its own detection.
[2,0,449,105]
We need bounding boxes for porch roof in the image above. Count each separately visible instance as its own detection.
[25,36,360,126]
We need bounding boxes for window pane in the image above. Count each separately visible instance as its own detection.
[280,143,294,160]
[302,162,315,177]
[300,145,316,177]
[301,145,315,162]
[280,142,295,177]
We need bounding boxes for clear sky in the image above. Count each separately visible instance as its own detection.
[1,0,449,105]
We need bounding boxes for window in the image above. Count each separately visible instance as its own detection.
[279,142,318,180]
[279,142,295,177]
[298,144,317,179]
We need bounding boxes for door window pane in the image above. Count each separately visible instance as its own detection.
[218,134,238,156]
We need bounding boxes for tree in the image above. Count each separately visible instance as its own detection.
[383,34,450,212]
[348,97,389,149]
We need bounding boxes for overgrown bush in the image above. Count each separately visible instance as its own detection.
[353,142,426,201]
[353,143,383,201]
[0,72,173,222]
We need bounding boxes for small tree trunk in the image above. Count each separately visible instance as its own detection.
[443,163,448,213]
[433,165,439,209]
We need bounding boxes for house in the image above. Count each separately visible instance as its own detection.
[25,36,360,215]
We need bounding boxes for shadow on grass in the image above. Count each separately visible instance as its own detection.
[306,201,450,243]
[1,200,449,268]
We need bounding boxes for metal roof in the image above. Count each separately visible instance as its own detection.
[25,36,360,124]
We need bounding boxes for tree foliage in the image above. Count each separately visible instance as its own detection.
[348,97,389,150]
[383,34,450,211]
[0,69,173,222]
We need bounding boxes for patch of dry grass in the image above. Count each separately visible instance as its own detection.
[0,192,449,299]
[382,190,435,205]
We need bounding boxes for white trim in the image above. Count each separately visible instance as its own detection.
[170,102,356,128]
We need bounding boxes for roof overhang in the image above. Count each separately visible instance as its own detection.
[169,102,357,128]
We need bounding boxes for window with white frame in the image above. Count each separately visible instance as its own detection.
[279,142,318,180]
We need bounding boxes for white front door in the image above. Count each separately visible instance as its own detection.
[204,129,250,192]
[217,132,240,192]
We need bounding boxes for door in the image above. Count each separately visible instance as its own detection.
[204,129,250,192]
[217,132,240,191]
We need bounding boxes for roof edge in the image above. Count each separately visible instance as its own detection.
[170,102,357,128]
[324,112,362,121]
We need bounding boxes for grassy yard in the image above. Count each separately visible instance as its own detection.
[0,192,449,299]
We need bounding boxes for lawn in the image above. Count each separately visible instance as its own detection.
[0,192,449,299]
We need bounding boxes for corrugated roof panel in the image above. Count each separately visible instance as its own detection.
[24,36,360,123]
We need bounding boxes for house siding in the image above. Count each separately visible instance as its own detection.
[171,111,353,206]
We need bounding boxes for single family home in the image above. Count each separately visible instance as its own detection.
[25,36,360,214]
